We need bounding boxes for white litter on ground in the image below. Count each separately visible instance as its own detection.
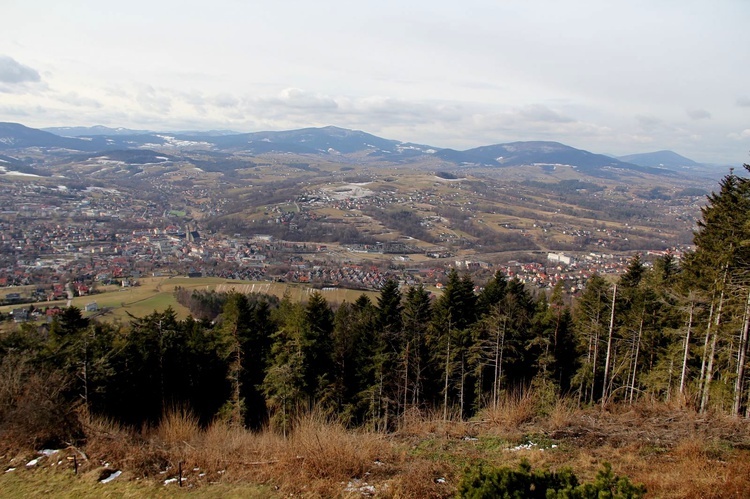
[344,479,376,496]
[100,470,122,483]
[508,441,559,451]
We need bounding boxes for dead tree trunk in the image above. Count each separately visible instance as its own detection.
[701,288,725,413]
[629,312,644,404]
[698,299,715,398]
[443,337,451,422]
[601,284,617,407]
[732,289,750,416]
[680,297,695,395]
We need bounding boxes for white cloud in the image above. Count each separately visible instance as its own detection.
[0,0,747,164]
[728,129,750,141]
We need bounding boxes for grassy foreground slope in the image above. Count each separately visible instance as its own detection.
[2,397,749,498]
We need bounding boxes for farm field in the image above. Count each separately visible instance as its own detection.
[0,277,381,324]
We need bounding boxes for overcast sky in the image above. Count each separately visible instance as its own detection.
[1,0,748,164]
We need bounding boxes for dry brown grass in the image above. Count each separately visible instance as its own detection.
[286,412,388,481]
[546,397,581,431]
[397,406,474,439]
[387,459,455,498]
[7,399,750,497]
[479,389,538,433]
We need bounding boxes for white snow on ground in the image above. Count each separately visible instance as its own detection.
[150,135,212,148]
[322,182,374,200]
[26,458,39,467]
[344,479,376,496]
[5,468,15,473]
[85,186,121,194]
[40,449,60,457]
[507,441,558,451]
[0,165,40,177]
[100,470,122,483]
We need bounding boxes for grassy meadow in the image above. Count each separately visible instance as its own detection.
[0,276,381,324]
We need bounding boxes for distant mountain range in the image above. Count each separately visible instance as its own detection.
[618,150,701,169]
[0,122,713,177]
[435,141,669,176]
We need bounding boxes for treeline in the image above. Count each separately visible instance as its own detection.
[3,166,750,445]
[173,287,280,321]
[213,216,375,244]
[362,207,439,244]
[436,205,538,251]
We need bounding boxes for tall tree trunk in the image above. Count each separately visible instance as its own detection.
[732,289,750,416]
[589,328,600,405]
[667,358,674,402]
[629,312,644,404]
[493,317,506,410]
[601,284,617,407]
[443,338,450,422]
[680,297,695,395]
[698,299,716,398]
[403,341,409,418]
[459,352,465,419]
[701,289,725,413]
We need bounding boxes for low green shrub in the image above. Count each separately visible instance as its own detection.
[457,460,646,498]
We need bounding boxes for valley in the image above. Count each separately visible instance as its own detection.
[0,123,716,313]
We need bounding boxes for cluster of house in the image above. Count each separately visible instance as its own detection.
[0,179,694,315]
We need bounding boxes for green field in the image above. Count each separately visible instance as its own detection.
[1,277,381,323]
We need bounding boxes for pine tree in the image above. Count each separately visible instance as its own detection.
[331,297,376,424]
[681,165,750,413]
[302,292,334,405]
[571,274,610,405]
[263,295,306,435]
[401,285,432,409]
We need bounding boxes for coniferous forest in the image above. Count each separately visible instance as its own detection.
[3,166,750,442]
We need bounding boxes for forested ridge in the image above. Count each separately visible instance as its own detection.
[3,166,750,446]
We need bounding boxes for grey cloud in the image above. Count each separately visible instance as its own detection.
[343,97,463,124]
[136,85,172,113]
[0,56,41,85]
[243,90,464,129]
[635,115,663,130]
[0,105,31,117]
[518,104,574,123]
[737,96,750,107]
[211,93,239,108]
[687,108,711,120]
[57,91,102,108]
